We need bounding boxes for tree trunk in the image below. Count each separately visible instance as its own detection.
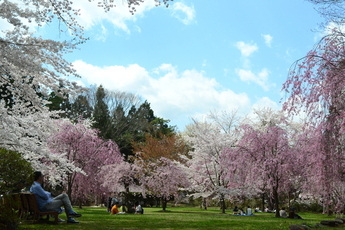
[220,194,226,214]
[156,198,160,207]
[203,197,207,210]
[78,197,82,209]
[67,175,73,204]
[162,198,167,211]
[124,183,132,213]
[261,193,265,212]
[273,186,280,218]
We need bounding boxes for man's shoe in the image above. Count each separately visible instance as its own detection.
[67,218,79,224]
[58,218,65,222]
[69,212,82,218]
[58,208,65,214]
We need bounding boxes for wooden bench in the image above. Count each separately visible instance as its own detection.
[20,193,59,223]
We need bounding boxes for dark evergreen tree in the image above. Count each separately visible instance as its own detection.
[83,86,176,160]
[92,85,111,139]
[149,117,176,138]
[47,92,71,117]
[70,94,93,121]
[108,100,175,160]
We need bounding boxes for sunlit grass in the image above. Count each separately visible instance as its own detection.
[18,206,344,230]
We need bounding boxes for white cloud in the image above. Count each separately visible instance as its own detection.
[72,60,151,91]
[235,41,258,57]
[262,34,273,47]
[171,2,196,25]
[236,68,273,91]
[71,0,157,33]
[234,41,275,90]
[69,0,195,35]
[72,61,251,129]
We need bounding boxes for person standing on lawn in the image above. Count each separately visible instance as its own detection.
[30,171,82,224]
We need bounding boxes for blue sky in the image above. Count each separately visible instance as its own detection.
[22,0,328,130]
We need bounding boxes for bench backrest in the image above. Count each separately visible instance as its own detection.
[18,192,59,223]
[20,193,40,213]
[27,193,40,213]
[20,193,30,212]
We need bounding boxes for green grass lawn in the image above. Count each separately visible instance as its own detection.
[18,206,345,230]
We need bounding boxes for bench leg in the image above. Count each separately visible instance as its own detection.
[53,214,59,223]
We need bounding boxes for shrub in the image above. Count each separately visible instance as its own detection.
[0,194,21,230]
[0,148,34,230]
[0,148,34,194]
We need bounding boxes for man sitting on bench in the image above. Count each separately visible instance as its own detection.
[30,171,82,224]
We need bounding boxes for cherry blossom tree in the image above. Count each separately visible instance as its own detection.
[221,108,306,217]
[0,105,78,185]
[283,29,345,213]
[137,157,190,211]
[101,161,141,195]
[0,0,172,186]
[100,160,142,212]
[48,119,123,204]
[184,112,239,214]
[219,146,258,207]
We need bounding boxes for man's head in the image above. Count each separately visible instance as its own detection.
[33,171,43,183]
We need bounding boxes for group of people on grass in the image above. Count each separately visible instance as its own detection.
[279,207,303,219]
[107,195,143,215]
[232,206,254,215]
[232,205,302,219]
[109,201,143,215]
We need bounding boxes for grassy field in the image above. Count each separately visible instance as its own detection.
[18,206,345,230]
